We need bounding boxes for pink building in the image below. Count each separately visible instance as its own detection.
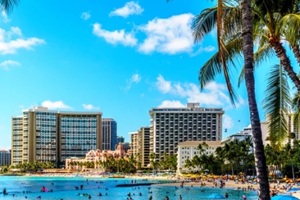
[65,143,126,170]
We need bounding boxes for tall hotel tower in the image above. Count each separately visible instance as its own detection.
[11,107,102,167]
[130,127,150,168]
[149,103,224,160]
[102,118,117,150]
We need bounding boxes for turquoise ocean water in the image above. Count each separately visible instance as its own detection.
[0,176,258,200]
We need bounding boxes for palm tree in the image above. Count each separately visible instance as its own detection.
[191,155,201,172]
[265,144,283,179]
[241,0,270,198]
[238,137,253,175]
[224,140,239,175]
[184,159,194,172]
[193,0,300,93]
[253,1,300,92]
[215,146,229,176]
[193,0,272,198]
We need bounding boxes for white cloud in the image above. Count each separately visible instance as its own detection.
[81,12,91,20]
[41,100,71,110]
[131,73,141,83]
[0,27,45,54]
[156,74,172,93]
[158,100,185,108]
[110,1,143,18]
[138,13,194,54]
[223,114,234,129]
[125,73,141,91]
[155,75,234,107]
[192,45,216,56]
[0,59,20,70]
[82,104,100,110]
[235,97,247,108]
[203,46,215,52]
[9,27,22,37]
[1,11,10,23]
[93,23,137,46]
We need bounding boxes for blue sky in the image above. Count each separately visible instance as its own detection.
[0,0,281,149]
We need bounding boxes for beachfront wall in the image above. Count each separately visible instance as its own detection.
[177,141,222,174]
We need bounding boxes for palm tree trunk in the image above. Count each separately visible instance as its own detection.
[241,0,270,199]
[269,38,300,92]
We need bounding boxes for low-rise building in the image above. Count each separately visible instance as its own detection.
[177,141,222,173]
[222,123,269,146]
[65,143,126,170]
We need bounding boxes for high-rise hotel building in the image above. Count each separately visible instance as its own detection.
[149,103,224,160]
[129,127,150,168]
[0,150,11,166]
[11,107,102,167]
[102,118,117,150]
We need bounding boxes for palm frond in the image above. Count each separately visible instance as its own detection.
[254,43,274,66]
[0,0,19,13]
[199,36,243,104]
[223,6,242,41]
[263,64,291,150]
[292,92,300,123]
[192,7,217,42]
[278,14,300,45]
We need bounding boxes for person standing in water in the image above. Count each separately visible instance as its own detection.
[225,192,229,199]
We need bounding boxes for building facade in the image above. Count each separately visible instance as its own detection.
[117,136,125,144]
[122,142,130,153]
[11,107,102,167]
[149,103,224,161]
[65,143,126,170]
[0,150,11,166]
[129,127,150,168]
[129,131,140,160]
[222,123,269,146]
[140,127,150,168]
[177,141,222,173]
[102,118,117,150]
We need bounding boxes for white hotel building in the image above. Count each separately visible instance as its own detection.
[177,141,222,173]
[149,103,224,161]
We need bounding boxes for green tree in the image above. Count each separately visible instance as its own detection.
[159,153,177,171]
[191,155,201,172]
[265,144,283,179]
[184,159,194,172]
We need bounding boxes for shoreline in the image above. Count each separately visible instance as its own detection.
[22,172,259,191]
[4,172,300,198]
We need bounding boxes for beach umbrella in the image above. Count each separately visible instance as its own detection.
[207,193,225,199]
[271,194,300,200]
